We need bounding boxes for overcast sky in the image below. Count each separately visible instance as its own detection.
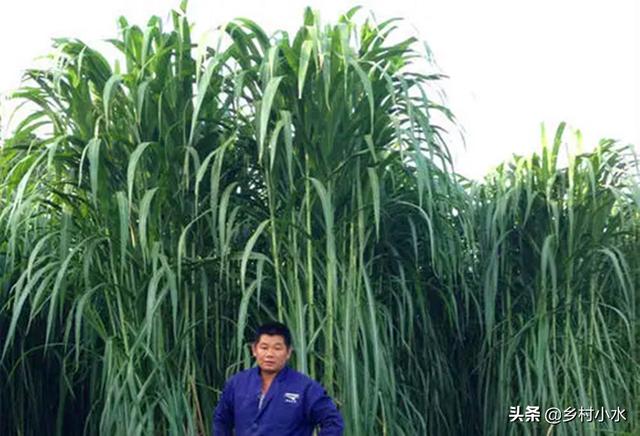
[1,0,638,179]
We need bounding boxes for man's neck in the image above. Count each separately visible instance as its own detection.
[261,374,274,393]
[259,367,281,394]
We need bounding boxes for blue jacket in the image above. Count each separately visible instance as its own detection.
[213,366,344,435]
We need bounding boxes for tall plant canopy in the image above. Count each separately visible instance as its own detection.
[0,4,638,435]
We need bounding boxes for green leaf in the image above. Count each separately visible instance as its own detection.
[298,40,313,98]
[127,142,152,205]
[103,74,122,125]
[258,76,283,157]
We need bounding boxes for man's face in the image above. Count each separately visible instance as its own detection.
[251,334,292,375]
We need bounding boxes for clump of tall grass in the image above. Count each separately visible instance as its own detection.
[0,5,466,435]
[471,125,640,435]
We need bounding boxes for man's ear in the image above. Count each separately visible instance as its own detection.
[251,342,257,357]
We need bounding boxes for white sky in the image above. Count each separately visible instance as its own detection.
[1,0,638,179]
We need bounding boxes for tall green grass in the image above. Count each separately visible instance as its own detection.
[472,126,639,435]
[0,4,637,435]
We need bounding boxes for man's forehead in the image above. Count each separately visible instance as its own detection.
[256,334,287,345]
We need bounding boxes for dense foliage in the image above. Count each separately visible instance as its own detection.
[1,5,638,435]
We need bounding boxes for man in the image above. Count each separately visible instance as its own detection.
[213,322,344,435]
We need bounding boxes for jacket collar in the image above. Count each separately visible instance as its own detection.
[252,365,290,418]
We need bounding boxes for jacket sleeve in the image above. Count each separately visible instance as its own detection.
[213,379,234,436]
[306,382,344,436]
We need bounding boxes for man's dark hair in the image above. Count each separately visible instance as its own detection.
[253,322,292,348]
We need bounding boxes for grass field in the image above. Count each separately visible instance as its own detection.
[0,5,638,435]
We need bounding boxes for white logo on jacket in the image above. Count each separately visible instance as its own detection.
[284,392,300,404]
